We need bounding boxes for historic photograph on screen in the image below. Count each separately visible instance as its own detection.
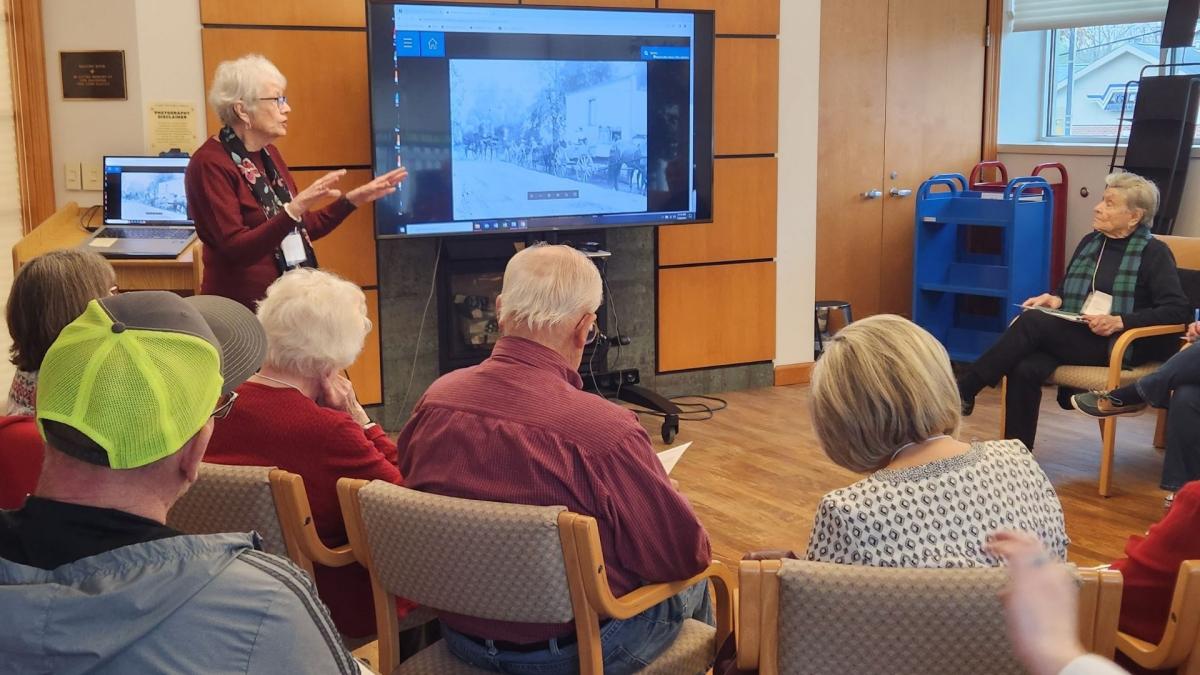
[119,172,189,222]
[449,59,650,221]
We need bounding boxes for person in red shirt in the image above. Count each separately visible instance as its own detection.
[203,267,414,639]
[187,53,407,309]
[1,250,116,508]
[397,244,713,675]
[1110,481,1200,661]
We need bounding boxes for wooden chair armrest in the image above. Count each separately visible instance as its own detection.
[1114,560,1200,670]
[273,470,358,569]
[351,640,381,675]
[1106,324,1187,389]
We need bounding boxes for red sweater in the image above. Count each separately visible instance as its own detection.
[0,416,43,510]
[185,136,356,309]
[1111,481,1200,644]
[203,382,410,637]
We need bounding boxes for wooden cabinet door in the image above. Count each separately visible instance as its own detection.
[879,0,985,317]
[815,0,888,319]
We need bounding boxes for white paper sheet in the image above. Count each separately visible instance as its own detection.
[657,441,692,475]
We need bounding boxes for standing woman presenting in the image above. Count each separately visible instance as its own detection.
[187,53,406,308]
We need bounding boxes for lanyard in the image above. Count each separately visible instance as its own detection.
[1092,237,1107,294]
[890,434,951,463]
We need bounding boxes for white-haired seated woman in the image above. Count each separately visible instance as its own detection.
[805,315,1069,567]
[203,268,416,640]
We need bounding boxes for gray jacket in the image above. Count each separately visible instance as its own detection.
[0,532,358,674]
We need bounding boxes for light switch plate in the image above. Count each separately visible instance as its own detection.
[65,163,82,191]
[82,162,102,191]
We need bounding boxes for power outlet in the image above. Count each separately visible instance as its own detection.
[82,162,103,191]
[64,163,82,191]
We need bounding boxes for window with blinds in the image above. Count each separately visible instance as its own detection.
[1009,0,1169,33]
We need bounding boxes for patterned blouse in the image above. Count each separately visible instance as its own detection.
[5,370,36,417]
[805,439,1069,567]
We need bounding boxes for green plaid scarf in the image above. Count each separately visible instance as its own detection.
[1059,225,1151,315]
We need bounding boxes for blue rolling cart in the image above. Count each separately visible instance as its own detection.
[912,173,1054,362]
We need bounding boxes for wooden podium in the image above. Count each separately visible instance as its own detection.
[12,202,202,293]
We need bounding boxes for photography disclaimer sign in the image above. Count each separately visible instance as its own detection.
[60,51,127,100]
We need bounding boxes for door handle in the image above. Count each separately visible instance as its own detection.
[890,187,913,197]
[862,189,883,199]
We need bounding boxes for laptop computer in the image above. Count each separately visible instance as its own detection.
[86,156,196,259]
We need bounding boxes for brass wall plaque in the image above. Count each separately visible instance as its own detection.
[60,51,127,100]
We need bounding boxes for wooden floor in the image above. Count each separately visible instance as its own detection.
[641,383,1170,568]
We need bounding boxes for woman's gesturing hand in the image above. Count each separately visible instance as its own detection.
[346,166,409,206]
[287,169,348,218]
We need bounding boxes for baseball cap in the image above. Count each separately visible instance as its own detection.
[35,291,267,470]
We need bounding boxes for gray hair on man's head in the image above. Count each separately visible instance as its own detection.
[1105,172,1159,227]
[498,244,602,333]
[208,53,286,128]
[256,268,371,376]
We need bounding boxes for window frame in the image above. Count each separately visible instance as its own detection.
[1037,22,1190,144]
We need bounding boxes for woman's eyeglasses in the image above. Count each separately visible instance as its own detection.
[257,95,288,108]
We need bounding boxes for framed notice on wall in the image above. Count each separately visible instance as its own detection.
[60,50,127,100]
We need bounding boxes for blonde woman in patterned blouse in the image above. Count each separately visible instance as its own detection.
[805,314,1069,567]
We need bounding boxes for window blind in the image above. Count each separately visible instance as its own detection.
[1009,0,1169,32]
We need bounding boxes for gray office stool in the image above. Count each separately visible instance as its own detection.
[814,300,853,357]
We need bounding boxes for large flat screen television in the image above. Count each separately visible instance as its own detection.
[367,1,715,239]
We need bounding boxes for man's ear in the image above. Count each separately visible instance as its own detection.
[179,418,214,484]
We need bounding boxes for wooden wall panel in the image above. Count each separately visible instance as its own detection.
[659,0,780,35]
[715,37,779,156]
[200,0,364,28]
[347,289,382,405]
[201,29,370,168]
[295,169,378,288]
[658,262,776,372]
[658,156,776,265]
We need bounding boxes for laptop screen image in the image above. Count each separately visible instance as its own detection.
[102,156,193,226]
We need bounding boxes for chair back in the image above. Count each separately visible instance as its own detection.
[1159,235,1200,270]
[1159,235,1200,307]
[345,480,575,623]
[739,559,1123,675]
[167,462,293,560]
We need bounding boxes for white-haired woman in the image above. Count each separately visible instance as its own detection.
[203,268,415,638]
[805,314,1069,568]
[957,172,1189,449]
[186,53,407,309]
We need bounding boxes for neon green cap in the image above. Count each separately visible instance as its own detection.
[35,291,266,470]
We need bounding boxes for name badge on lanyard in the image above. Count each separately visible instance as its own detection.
[280,228,309,268]
[1081,291,1113,316]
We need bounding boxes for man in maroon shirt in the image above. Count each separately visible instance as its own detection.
[398,244,713,674]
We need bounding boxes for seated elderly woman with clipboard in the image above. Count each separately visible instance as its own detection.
[956,172,1189,450]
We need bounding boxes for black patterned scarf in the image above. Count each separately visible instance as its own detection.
[218,125,317,272]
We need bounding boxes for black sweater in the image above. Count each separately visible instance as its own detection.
[1055,233,1191,361]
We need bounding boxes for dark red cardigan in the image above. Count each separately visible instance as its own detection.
[203,382,414,637]
[185,136,356,309]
